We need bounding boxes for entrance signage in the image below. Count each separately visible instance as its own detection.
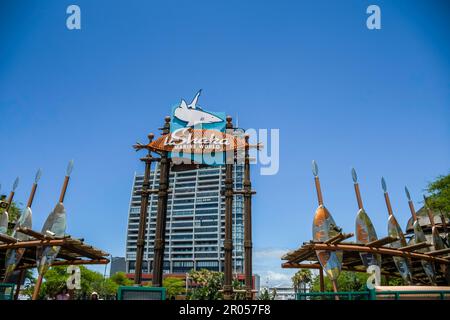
[138,90,245,165]
[171,90,226,132]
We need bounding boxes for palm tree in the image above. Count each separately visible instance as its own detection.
[292,269,312,296]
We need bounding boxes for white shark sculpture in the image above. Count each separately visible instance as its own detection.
[174,90,223,127]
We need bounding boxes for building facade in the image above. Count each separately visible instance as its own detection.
[110,257,126,276]
[125,164,245,275]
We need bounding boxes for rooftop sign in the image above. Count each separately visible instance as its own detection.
[146,91,245,165]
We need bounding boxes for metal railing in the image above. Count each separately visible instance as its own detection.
[0,283,15,300]
[297,291,370,300]
[297,289,450,300]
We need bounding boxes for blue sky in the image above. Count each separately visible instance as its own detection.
[0,0,449,285]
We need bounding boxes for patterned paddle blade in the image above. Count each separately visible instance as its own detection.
[413,221,436,284]
[4,207,33,280]
[41,203,66,237]
[313,205,343,280]
[431,226,449,281]
[388,215,413,284]
[36,203,67,275]
[0,211,9,234]
[355,208,381,267]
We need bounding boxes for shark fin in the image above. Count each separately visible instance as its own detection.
[189,90,202,109]
[180,99,188,109]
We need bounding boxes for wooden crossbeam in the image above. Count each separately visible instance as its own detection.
[17,227,46,240]
[398,242,431,252]
[366,236,398,247]
[281,262,401,278]
[64,245,104,260]
[15,258,110,270]
[0,233,17,244]
[325,233,354,245]
[0,239,65,250]
[428,248,450,256]
[309,243,450,264]
[282,262,321,269]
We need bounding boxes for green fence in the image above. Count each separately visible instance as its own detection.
[297,291,370,300]
[297,289,450,300]
[117,286,166,300]
[0,283,15,300]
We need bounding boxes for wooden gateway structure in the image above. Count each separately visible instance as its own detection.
[133,110,260,299]
[0,228,109,299]
[282,231,450,287]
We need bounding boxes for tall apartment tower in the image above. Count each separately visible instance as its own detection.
[125,163,245,275]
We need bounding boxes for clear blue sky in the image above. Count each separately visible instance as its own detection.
[1,0,449,284]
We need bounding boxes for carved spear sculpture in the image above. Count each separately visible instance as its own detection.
[405,187,436,284]
[0,177,19,234]
[33,161,73,300]
[311,161,343,298]
[352,168,381,268]
[423,195,449,283]
[3,170,42,282]
[381,177,412,284]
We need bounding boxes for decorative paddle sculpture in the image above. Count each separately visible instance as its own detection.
[381,177,412,284]
[311,161,343,296]
[0,177,19,234]
[351,168,381,267]
[404,187,436,284]
[423,195,449,283]
[33,161,73,300]
[3,170,42,282]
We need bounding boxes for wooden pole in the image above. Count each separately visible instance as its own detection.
[5,191,15,212]
[27,183,38,208]
[32,274,43,300]
[354,183,363,210]
[243,135,253,300]
[314,177,323,206]
[58,177,70,203]
[32,163,72,300]
[14,270,25,300]
[223,116,234,300]
[134,133,154,285]
[384,192,394,216]
[319,266,325,292]
[407,200,418,222]
[152,117,171,287]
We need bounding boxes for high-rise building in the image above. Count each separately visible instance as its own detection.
[110,257,126,276]
[125,163,245,275]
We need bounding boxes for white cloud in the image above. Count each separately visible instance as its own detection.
[254,248,289,259]
[253,247,296,287]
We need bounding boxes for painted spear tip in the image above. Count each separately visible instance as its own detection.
[35,169,43,183]
[381,177,387,192]
[405,186,411,201]
[66,160,74,176]
[312,160,319,177]
[12,177,19,191]
[351,168,358,183]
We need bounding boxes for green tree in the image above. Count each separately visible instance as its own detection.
[110,272,133,287]
[187,269,224,300]
[311,271,369,293]
[163,277,186,299]
[29,266,118,300]
[291,269,312,295]
[426,173,450,213]
[186,269,245,300]
[258,288,273,300]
